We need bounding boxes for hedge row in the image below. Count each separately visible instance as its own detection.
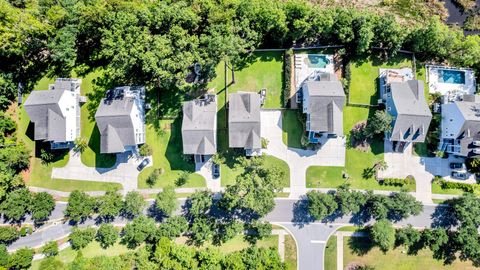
[380,177,415,187]
[435,178,480,194]
[283,49,293,108]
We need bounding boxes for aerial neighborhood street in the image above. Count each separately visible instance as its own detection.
[1,1,480,270]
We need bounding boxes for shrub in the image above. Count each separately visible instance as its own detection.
[211,153,226,165]
[176,171,189,186]
[139,144,152,157]
[380,177,415,187]
[74,137,88,153]
[434,177,480,194]
[146,168,163,187]
[261,137,269,149]
[0,227,19,244]
[343,61,351,96]
[41,241,59,257]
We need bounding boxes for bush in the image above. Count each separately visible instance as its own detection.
[261,137,269,149]
[0,227,19,244]
[139,144,152,157]
[175,171,189,186]
[41,241,59,257]
[380,177,415,187]
[74,137,88,153]
[434,177,480,194]
[343,61,351,96]
[283,49,293,107]
[146,168,164,187]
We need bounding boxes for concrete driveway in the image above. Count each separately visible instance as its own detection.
[52,151,152,192]
[260,110,345,198]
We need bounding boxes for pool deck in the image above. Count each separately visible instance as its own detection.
[426,65,476,101]
[294,54,334,91]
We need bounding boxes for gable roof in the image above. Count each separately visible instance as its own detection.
[388,80,432,142]
[303,75,345,135]
[449,100,480,157]
[228,92,261,149]
[24,90,68,142]
[95,89,139,154]
[182,97,217,155]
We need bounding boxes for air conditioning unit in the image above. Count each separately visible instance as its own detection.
[473,148,480,155]
[473,141,480,147]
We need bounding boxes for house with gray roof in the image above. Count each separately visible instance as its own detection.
[228,92,261,155]
[95,86,146,154]
[24,78,82,149]
[441,95,480,157]
[384,80,432,151]
[182,95,217,162]
[302,72,345,143]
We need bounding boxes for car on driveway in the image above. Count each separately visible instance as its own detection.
[451,171,468,180]
[137,158,150,171]
[212,163,220,179]
[449,162,465,170]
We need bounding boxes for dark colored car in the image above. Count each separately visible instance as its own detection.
[449,162,465,170]
[137,158,150,171]
[212,163,220,179]
[451,171,468,180]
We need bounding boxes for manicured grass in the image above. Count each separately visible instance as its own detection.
[137,119,205,188]
[306,166,343,188]
[337,226,366,232]
[17,91,121,192]
[343,236,479,270]
[349,54,412,105]
[324,235,337,270]
[285,234,297,270]
[431,183,465,195]
[432,199,448,204]
[228,51,284,108]
[30,241,131,270]
[220,155,290,187]
[413,65,433,157]
[175,235,278,254]
[79,70,117,168]
[282,109,303,148]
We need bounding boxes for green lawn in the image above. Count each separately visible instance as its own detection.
[349,54,412,105]
[282,109,303,148]
[431,183,465,195]
[209,51,284,109]
[221,155,290,187]
[177,235,278,253]
[325,235,337,270]
[30,241,131,270]
[137,119,205,188]
[413,65,433,157]
[17,87,121,192]
[342,237,479,270]
[306,106,415,191]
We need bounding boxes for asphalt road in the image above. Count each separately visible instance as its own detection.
[7,199,449,270]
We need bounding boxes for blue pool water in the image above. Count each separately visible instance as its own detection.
[305,55,330,68]
[438,69,466,84]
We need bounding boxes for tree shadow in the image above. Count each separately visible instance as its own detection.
[348,235,374,256]
[431,205,457,228]
[291,198,314,227]
[164,117,195,172]
[87,124,116,168]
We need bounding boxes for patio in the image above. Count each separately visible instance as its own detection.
[294,54,334,91]
[426,65,476,102]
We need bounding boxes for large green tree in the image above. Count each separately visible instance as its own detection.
[64,190,95,223]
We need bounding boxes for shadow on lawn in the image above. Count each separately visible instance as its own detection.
[348,235,374,256]
[87,124,116,168]
[164,117,195,172]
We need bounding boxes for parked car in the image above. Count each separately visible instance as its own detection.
[137,158,150,171]
[212,163,220,179]
[451,171,468,180]
[449,162,465,170]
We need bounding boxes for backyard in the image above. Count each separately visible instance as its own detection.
[324,236,480,270]
[137,119,205,188]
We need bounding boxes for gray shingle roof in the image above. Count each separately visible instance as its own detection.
[182,97,217,155]
[24,90,67,141]
[228,92,261,149]
[95,94,136,154]
[388,80,432,142]
[303,77,345,136]
[452,101,480,157]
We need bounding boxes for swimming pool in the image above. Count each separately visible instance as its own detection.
[438,69,466,84]
[304,55,330,68]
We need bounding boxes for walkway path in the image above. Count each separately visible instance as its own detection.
[51,151,152,193]
[261,110,345,198]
